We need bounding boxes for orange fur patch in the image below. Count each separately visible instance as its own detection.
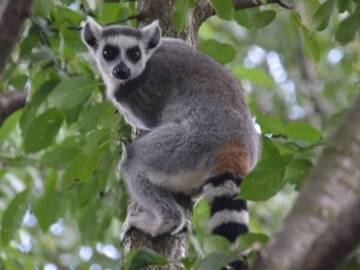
[213,141,250,176]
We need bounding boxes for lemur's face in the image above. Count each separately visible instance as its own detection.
[81,18,162,86]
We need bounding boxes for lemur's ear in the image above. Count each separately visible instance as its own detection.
[141,20,162,52]
[81,17,102,50]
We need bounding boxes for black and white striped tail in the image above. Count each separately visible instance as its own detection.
[203,172,249,270]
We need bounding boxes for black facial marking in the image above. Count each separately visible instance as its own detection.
[113,62,131,80]
[127,46,141,63]
[102,44,119,61]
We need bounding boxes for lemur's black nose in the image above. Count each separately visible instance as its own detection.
[113,62,131,80]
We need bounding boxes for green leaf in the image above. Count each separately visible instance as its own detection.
[261,137,280,160]
[173,0,197,32]
[292,12,320,61]
[284,158,313,189]
[1,190,29,245]
[256,114,286,135]
[200,39,236,64]
[63,153,97,182]
[55,6,84,25]
[240,156,292,201]
[211,0,234,20]
[337,0,351,13]
[33,0,52,19]
[98,3,128,24]
[61,25,85,53]
[78,102,118,133]
[203,235,230,254]
[302,26,320,61]
[9,75,28,90]
[287,121,321,143]
[234,232,269,251]
[234,9,276,29]
[41,143,81,167]
[19,80,59,137]
[234,9,256,29]
[49,76,98,111]
[335,8,360,43]
[24,108,64,153]
[232,66,274,87]
[0,110,22,143]
[31,80,60,107]
[34,188,61,231]
[20,27,38,58]
[313,0,336,31]
[199,252,238,270]
[252,10,277,29]
[192,199,210,240]
[125,248,167,270]
[83,128,114,156]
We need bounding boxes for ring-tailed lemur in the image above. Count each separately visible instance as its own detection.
[81,18,259,269]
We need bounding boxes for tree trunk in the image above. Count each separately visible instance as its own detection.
[0,0,33,76]
[0,89,27,125]
[251,94,360,270]
[0,0,32,125]
[122,2,192,269]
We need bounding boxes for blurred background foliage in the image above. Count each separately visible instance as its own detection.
[0,0,359,269]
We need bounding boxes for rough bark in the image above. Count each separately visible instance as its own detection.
[184,0,293,48]
[251,94,360,270]
[137,0,176,36]
[303,199,360,270]
[0,0,32,125]
[0,89,27,125]
[0,0,33,76]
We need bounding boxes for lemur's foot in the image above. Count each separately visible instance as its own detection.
[120,208,141,243]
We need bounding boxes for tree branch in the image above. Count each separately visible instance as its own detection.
[123,2,192,269]
[0,90,27,125]
[303,199,360,270]
[137,0,176,36]
[233,0,293,9]
[184,0,293,48]
[251,94,360,270]
[0,0,33,76]
[0,0,32,125]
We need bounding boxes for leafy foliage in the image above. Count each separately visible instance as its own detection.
[124,248,167,270]
[0,0,359,269]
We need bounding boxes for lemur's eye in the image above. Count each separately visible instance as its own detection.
[102,45,119,61]
[127,46,141,63]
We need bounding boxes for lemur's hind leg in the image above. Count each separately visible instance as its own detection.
[119,123,207,237]
[121,173,186,237]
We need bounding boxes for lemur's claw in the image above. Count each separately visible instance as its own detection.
[171,219,191,235]
[120,220,132,244]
